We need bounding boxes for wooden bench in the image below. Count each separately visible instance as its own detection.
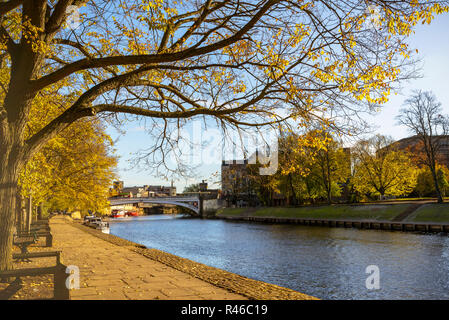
[31,220,51,232]
[31,224,50,232]
[38,231,53,247]
[13,218,53,257]
[32,219,50,225]
[15,229,53,250]
[13,233,38,259]
[29,230,53,247]
[0,251,70,300]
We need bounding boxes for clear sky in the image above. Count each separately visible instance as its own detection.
[106,13,449,191]
[365,14,449,140]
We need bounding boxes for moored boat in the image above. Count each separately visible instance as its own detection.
[125,211,139,217]
[99,221,110,234]
[111,209,125,218]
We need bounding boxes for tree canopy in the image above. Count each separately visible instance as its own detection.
[351,135,417,198]
[2,1,448,167]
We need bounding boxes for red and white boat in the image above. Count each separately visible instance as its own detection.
[125,211,139,217]
[111,209,125,218]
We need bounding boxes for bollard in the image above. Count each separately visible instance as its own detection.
[54,264,70,300]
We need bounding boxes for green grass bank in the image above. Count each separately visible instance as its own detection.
[406,204,449,223]
[217,203,449,223]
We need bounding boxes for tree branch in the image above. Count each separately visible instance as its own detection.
[0,0,24,17]
[31,0,280,91]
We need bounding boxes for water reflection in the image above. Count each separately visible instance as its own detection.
[110,215,449,299]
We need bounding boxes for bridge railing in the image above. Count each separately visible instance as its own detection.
[109,196,199,202]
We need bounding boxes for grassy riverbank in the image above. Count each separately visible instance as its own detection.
[217,203,449,222]
[407,204,449,222]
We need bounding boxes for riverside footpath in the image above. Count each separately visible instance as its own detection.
[50,216,315,300]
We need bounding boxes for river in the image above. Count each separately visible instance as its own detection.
[109,215,449,299]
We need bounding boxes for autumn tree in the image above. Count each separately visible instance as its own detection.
[250,130,350,205]
[0,0,448,270]
[276,130,326,205]
[310,137,351,204]
[14,71,117,217]
[20,119,117,216]
[183,184,200,193]
[352,135,417,199]
[247,158,279,206]
[276,130,350,204]
[397,90,449,203]
[414,164,449,197]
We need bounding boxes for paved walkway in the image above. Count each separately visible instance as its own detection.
[50,217,246,300]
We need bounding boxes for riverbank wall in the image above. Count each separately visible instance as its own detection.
[217,203,449,233]
[219,215,449,233]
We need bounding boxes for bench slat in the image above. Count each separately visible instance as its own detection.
[0,266,59,277]
[13,239,35,244]
[13,251,61,259]
[17,232,50,237]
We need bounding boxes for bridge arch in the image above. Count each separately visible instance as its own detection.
[109,197,201,215]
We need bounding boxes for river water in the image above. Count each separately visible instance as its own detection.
[109,215,449,299]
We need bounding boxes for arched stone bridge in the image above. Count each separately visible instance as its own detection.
[109,196,201,215]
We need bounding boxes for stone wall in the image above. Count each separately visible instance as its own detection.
[202,199,225,216]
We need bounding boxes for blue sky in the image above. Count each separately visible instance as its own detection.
[365,14,449,140]
[106,13,449,191]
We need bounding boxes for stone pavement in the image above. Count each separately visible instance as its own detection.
[50,216,246,300]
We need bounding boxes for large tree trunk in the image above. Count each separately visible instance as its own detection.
[0,15,47,271]
[0,154,23,271]
[0,118,27,271]
[288,174,297,206]
[37,203,43,220]
[430,165,444,203]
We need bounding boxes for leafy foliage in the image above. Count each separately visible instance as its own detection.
[248,131,351,204]
[414,165,449,197]
[351,135,417,198]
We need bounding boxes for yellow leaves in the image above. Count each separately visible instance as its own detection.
[135,0,178,33]
[297,2,446,109]
[290,23,310,46]
[21,18,49,53]
[353,138,418,197]
[382,3,449,36]
[11,58,117,209]
[232,81,246,94]
[260,46,290,80]
[278,130,334,177]
[267,130,350,201]
[141,0,164,11]
[222,39,255,64]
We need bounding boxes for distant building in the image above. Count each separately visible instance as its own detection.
[183,180,220,199]
[109,180,124,197]
[392,135,449,167]
[199,180,208,192]
[221,159,260,206]
[221,159,250,196]
[146,184,176,197]
[122,186,147,198]
[109,181,176,198]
